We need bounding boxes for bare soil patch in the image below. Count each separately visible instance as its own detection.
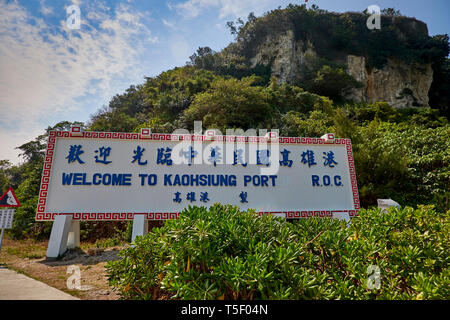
[0,237,126,300]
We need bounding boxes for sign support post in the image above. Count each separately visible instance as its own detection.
[131,214,148,244]
[46,215,80,258]
[0,227,5,253]
[67,220,80,249]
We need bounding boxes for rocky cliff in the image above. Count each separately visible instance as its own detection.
[229,8,438,108]
[247,27,433,108]
[346,55,433,108]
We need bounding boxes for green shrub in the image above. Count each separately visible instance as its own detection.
[304,65,362,102]
[353,122,450,210]
[183,77,274,132]
[80,221,130,242]
[106,204,449,300]
[280,110,334,137]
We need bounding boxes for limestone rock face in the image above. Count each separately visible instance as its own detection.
[249,30,298,83]
[346,55,433,108]
[248,30,434,108]
[249,30,317,84]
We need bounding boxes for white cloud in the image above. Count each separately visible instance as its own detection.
[172,0,218,18]
[162,18,176,29]
[172,0,278,19]
[217,0,276,19]
[0,0,158,164]
[0,128,44,166]
[39,0,53,15]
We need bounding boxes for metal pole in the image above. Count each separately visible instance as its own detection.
[0,228,4,253]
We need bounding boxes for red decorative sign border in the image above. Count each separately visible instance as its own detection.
[36,130,360,221]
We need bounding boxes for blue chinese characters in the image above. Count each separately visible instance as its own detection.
[66,145,85,164]
[132,146,148,165]
[61,143,344,205]
[95,146,112,164]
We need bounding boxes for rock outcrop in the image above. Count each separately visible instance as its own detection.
[246,17,434,108]
[346,55,433,108]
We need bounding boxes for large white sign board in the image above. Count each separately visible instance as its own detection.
[36,130,360,221]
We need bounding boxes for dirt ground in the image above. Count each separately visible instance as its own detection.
[0,237,127,300]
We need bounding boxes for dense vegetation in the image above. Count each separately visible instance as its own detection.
[107,204,449,299]
[0,4,448,241]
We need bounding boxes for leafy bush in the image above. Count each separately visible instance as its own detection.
[354,122,449,210]
[328,106,449,210]
[303,65,362,102]
[80,221,131,243]
[265,80,333,115]
[106,204,449,300]
[182,77,274,131]
[280,110,334,137]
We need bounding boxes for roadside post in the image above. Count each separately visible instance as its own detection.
[0,187,21,252]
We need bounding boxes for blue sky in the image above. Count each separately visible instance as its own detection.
[0,0,449,164]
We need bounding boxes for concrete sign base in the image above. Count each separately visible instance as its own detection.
[46,214,149,257]
[46,215,80,258]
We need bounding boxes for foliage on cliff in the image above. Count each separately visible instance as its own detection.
[224,4,447,69]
